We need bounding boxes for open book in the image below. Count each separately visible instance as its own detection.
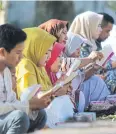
[60,58,81,72]
[20,84,41,101]
[96,44,114,67]
[50,59,81,92]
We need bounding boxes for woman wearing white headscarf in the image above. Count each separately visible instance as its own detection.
[69,11,103,58]
[65,32,110,110]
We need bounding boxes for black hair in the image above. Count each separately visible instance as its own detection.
[98,13,114,28]
[0,24,27,52]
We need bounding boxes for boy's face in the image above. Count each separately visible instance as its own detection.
[0,42,24,68]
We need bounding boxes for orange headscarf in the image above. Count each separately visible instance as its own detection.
[39,19,68,33]
[39,19,68,42]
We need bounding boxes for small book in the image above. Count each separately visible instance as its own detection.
[60,58,81,72]
[20,84,41,101]
[37,71,79,99]
[51,59,81,93]
[96,45,114,67]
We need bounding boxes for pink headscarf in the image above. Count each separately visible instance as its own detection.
[46,42,65,84]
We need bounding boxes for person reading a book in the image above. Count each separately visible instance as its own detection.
[0,24,54,134]
[16,27,74,128]
[69,11,103,58]
[16,27,73,101]
[65,31,110,109]
[101,25,116,93]
[46,42,65,85]
[45,31,108,113]
[69,11,116,94]
[96,13,116,93]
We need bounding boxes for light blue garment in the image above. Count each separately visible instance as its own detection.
[0,109,47,134]
[45,95,74,128]
[28,109,47,132]
[80,75,110,108]
[0,110,30,134]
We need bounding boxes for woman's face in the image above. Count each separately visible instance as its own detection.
[93,24,102,40]
[71,48,80,58]
[58,26,68,44]
[38,46,53,67]
[51,56,62,73]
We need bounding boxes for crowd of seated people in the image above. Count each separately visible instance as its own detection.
[0,11,115,133]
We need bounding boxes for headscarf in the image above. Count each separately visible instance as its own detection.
[39,19,68,33]
[69,11,103,50]
[65,32,84,56]
[39,19,68,42]
[46,42,65,84]
[16,27,56,98]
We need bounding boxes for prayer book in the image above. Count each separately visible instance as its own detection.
[96,44,114,67]
[20,84,41,101]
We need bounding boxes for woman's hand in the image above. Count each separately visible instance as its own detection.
[54,82,72,96]
[29,95,51,110]
[29,90,53,110]
[88,51,104,62]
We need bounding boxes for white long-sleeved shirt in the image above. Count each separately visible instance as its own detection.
[0,67,29,116]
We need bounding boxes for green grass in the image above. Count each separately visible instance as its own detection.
[98,114,116,121]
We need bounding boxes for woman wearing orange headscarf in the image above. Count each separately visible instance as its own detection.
[39,19,68,44]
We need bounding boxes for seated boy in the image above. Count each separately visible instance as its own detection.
[0,24,51,133]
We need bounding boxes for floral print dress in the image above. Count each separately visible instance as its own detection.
[80,43,116,94]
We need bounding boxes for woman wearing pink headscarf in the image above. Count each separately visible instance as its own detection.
[46,42,65,85]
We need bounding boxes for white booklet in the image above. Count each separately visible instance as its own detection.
[51,59,81,93]
[96,44,114,67]
[20,84,41,101]
[60,58,81,72]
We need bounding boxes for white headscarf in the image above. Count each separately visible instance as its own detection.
[69,11,103,50]
[65,32,84,56]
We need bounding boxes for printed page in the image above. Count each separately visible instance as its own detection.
[96,44,114,67]
[20,84,41,101]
